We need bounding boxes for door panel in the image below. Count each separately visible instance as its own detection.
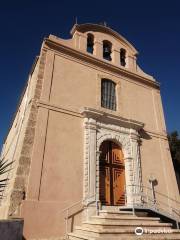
[113,168,125,205]
[99,167,110,205]
[99,141,125,206]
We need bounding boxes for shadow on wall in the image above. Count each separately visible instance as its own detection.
[139,129,152,140]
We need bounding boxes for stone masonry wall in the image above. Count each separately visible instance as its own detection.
[8,49,47,217]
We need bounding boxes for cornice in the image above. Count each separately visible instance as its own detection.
[144,129,168,140]
[43,38,160,89]
[81,107,145,131]
[37,100,82,118]
[37,100,167,139]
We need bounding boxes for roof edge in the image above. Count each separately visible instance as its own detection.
[70,23,138,55]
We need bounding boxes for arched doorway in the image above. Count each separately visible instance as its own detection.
[99,140,126,206]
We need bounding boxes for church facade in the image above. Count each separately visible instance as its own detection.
[0,23,179,239]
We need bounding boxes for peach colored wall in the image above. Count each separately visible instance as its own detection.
[21,199,83,239]
[50,55,97,110]
[50,55,159,132]
[1,25,179,239]
[22,100,84,237]
[47,51,179,202]
[22,45,179,238]
[141,136,179,207]
[38,110,83,201]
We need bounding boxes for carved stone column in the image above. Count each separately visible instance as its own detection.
[128,131,142,205]
[124,157,134,205]
[84,118,97,204]
[95,150,101,202]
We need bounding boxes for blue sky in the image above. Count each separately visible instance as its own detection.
[0,0,179,149]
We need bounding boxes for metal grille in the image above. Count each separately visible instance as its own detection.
[101,79,116,111]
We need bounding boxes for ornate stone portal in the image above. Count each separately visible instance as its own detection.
[81,107,144,211]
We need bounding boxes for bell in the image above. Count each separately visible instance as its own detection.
[104,47,109,53]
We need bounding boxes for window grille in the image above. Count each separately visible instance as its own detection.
[101,79,116,111]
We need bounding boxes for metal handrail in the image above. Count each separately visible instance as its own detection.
[132,192,179,217]
[63,184,180,238]
[137,192,179,211]
[127,184,180,204]
[62,200,82,214]
[125,184,180,228]
[62,194,98,238]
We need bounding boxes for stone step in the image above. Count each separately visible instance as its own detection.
[74,226,137,236]
[82,221,172,230]
[72,227,180,239]
[68,233,95,240]
[99,210,132,214]
[91,215,161,224]
[74,226,178,237]
[68,231,180,240]
[68,207,180,240]
[101,206,122,210]
[90,219,161,225]
[101,206,148,215]
[99,210,133,218]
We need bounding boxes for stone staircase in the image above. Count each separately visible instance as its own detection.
[68,208,180,240]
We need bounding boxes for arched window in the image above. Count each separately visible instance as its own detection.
[120,48,126,66]
[103,40,112,61]
[87,33,94,54]
[101,79,116,111]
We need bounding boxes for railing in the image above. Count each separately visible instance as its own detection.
[124,184,180,228]
[62,185,180,238]
[61,194,100,238]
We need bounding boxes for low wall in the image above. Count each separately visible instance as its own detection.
[0,218,24,240]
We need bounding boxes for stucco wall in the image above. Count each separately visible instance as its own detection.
[22,110,84,238]
[1,25,179,239]
[48,55,163,132]
[39,111,83,201]
[47,54,178,201]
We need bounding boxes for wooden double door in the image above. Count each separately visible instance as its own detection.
[99,141,125,206]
